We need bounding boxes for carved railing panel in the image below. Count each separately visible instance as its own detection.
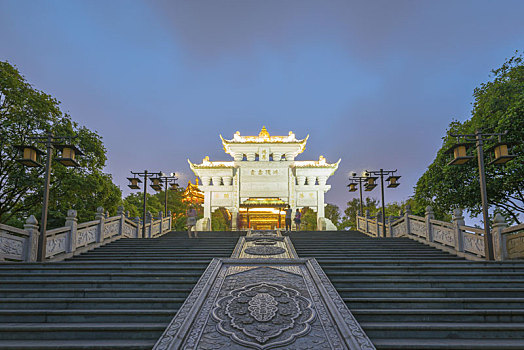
[506,232,524,259]
[462,231,485,256]
[432,225,455,247]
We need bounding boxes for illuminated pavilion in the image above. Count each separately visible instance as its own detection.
[188,127,340,230]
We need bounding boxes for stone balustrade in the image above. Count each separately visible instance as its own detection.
[0,205,172,262]
[356,205,523,261]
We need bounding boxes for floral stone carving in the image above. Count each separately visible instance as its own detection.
[245,246,286,256]
[213,282,315,349]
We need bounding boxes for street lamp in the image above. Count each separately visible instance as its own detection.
[156,172,178,216]
[14,132,83,262]
[348,172,368,215]
[445,130,515,260]
[127,170,162,238]
[364,169,401,238]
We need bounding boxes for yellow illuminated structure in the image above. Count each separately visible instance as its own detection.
[182,179,205,206]
[188,127,340,231]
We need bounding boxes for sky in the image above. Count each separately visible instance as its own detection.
[1,0,523,221]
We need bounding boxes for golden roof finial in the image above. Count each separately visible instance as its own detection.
[195,178,199,186]
[259,126,270,138]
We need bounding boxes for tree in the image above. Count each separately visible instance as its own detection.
[325,203,341,228]
[0,61,121,227]
[339,197,379,230]
[413,53,524,224]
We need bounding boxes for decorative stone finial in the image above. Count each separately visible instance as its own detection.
[25,215,38,225]
[96,207,104,214]
[66,209,77,218]
[493,212,507,225]
[405,204,412,214]
[259,126,270,138]
[117,206,125,215]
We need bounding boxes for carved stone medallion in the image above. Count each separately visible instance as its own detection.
[254,239,277,246]
[245,246,286,256]
[213,282,315,349]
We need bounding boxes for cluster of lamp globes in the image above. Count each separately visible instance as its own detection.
[127,173,179,192]
[347,171,401,193]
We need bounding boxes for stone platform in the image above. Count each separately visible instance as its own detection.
[153,231,374,350]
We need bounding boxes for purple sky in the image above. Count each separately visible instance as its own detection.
[1,0,523,217]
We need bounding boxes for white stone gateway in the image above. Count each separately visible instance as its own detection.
[188,127,340,231]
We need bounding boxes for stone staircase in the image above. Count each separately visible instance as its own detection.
[289,231,524,349]
[0,231,241,350]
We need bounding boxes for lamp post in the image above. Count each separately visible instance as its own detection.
[347,173,367,215]
[364,169,401,238]
[152,173,178,217]
[14,131,83,261]
[446,130,515,260]
[128,170,162,238]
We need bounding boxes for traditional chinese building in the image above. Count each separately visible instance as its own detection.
[181,178,204,207]
[188,127,340,230]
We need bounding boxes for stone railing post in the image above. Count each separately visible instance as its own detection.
[24,215,39,262]
[365,209,370,234]
[376,212,382,237]
[167,211,172,232]
[492,213,509,261]
[146,211,153,238]
[125,210,130,218]
[387,216,394,237]
[404,204,411,236]
[65,209,78,253]
[425,206,435,242]
[117,205,125,237]
[158,211,164,235]
[133,217,141,238]
[452,208,465,252]
[95,207,105,243]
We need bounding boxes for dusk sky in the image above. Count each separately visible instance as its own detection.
[1,0,523,218]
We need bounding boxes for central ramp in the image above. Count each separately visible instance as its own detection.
[154,230,374,349]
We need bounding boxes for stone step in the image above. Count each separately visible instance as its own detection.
[0,288,191,298]
[337,287,524,298]
[344,297,524,309]
[0,309,177,323]
[0,272,205,280]
[0,297,186,309]
[362,322,524,339]
[371,338,524,349]
[330,278,524,288]
[324,271,524,279]
[0,280,199,289]
[0,323,165,340]
[0,339,155,350]
[352,309,524,322]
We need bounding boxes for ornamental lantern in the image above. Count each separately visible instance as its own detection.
[487,142,515,165]
[444,143,474,165]
[386,175,401,188]
[170,182,179,191]
[55,144,84,167]
[127,177,142,189]
[347,183,357,192]
[364,176,378,191]
[14,145,44,167]
[150,177,162,191]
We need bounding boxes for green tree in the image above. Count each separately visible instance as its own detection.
[325,203,341,229]
[413,53,524,224]
[300,207,317,231]
[211,208,230,231]
[339,197,379,230]
[0,61,121,227]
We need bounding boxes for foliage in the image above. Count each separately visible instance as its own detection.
[300,207,317,231]
[413,53,524,224]
[0,61,121,228]
[122,188,190,231]
[212,208,230,231]
[325,203,341,229]
[339,197,379,230]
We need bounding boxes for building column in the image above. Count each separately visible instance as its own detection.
[316,189,325,230]
[231,209,238,231]
[204,191,212,229]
